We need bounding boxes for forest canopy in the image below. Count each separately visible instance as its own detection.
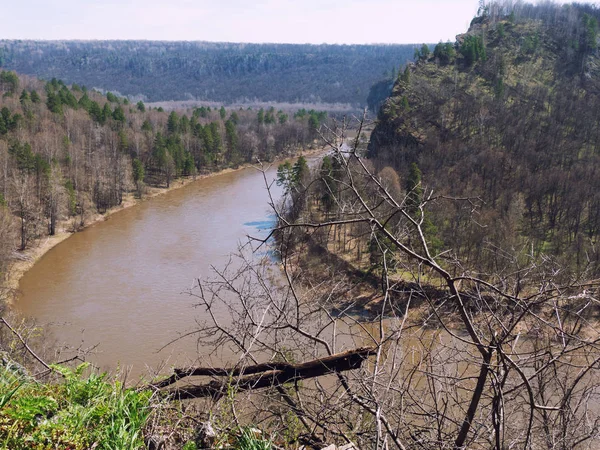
[0,41,417,106]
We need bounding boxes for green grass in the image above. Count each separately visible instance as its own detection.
[0,362,151,450]
[235,428,273,450]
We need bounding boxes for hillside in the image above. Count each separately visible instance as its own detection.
[0,71,328,289]
[368,1,600,274]
[0,41,416,106]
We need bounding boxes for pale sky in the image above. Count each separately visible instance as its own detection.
[0,0,577,44]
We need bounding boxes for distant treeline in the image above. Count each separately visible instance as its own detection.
[0,41,416,106]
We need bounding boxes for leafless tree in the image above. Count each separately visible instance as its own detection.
[160,116,600,449]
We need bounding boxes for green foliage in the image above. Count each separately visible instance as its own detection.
[319,155,342,212]
[102,103,112,124]
[9,142,36,173]
[497,22,506,39]
[106,92,119,103]
[117,130,129,153]
[582,13,598,53]
[235,428,273,450]
[136,101,145,112]
[257,108,264,125]
[132,158,145,184]
[196,106,209,118]
[19,89,29,105]
[219,106,226,119]
[264,107,276,124]
[209,122,222,154]
[0,107,21,134]
[0,71,19,95]
[46,91,63,115]
[400,96,410,112]
[277,156,308,194]
[522,33,540,55]
[0,362,151,450]
[141,119,153,132]
[460,35,486,66]
[415,44,431,61]
[30,90,41,104]
[89,101,103,124]
[225,119,239,164]
[179,115,190,134]
[433,41,456,65]
[167,111,179,134]
[78,93,92,110]
[64,180,77,215]
[112,106,126,124]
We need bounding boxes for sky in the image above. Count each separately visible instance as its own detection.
[2,0,577,44]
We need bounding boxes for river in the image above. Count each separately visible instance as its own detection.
[14,162,296,376]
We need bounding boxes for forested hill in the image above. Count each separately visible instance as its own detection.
[367,1,600,274]
[0,41,416,106]
[0,70,331,284]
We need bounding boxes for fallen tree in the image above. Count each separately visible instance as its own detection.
[154,347,377,400]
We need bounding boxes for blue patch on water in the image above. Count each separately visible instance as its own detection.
[244,215,279,261]
[244,220,274,230]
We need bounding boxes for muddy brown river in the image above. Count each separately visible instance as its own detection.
[14,163,294,376]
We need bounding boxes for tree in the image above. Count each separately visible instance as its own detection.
[167,111,179,134]
[44,164,66,236]
[132,158,145,198]
[101,103,112,125]
[224,119,239,165]
[182,118,600,449]
[30,90,41,104]
[136,101,145,112]
[0,71,19,95]
[257,108,265,125]
[112,106,126,124]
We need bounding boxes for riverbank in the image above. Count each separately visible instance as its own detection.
[5,146,328,300]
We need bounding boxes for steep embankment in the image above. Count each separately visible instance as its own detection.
[368,3,600,273]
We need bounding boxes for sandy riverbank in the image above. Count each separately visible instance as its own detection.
[4,146,328,298]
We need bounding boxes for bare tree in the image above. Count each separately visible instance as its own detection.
[159,116,600,449]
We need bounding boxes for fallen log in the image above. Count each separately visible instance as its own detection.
[156,346,377,400]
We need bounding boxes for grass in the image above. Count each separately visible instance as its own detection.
[0,361,151,450]
[235,428,273,450]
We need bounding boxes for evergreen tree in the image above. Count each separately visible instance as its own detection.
[30,90,41,103]
[257,108,265,125]
[46,92,63,114]
[225,119,239,164]
[167,111,180,134]
[112,106,126,124]
[101,103,112,124]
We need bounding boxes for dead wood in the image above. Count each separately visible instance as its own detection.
[154,347,376,400]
